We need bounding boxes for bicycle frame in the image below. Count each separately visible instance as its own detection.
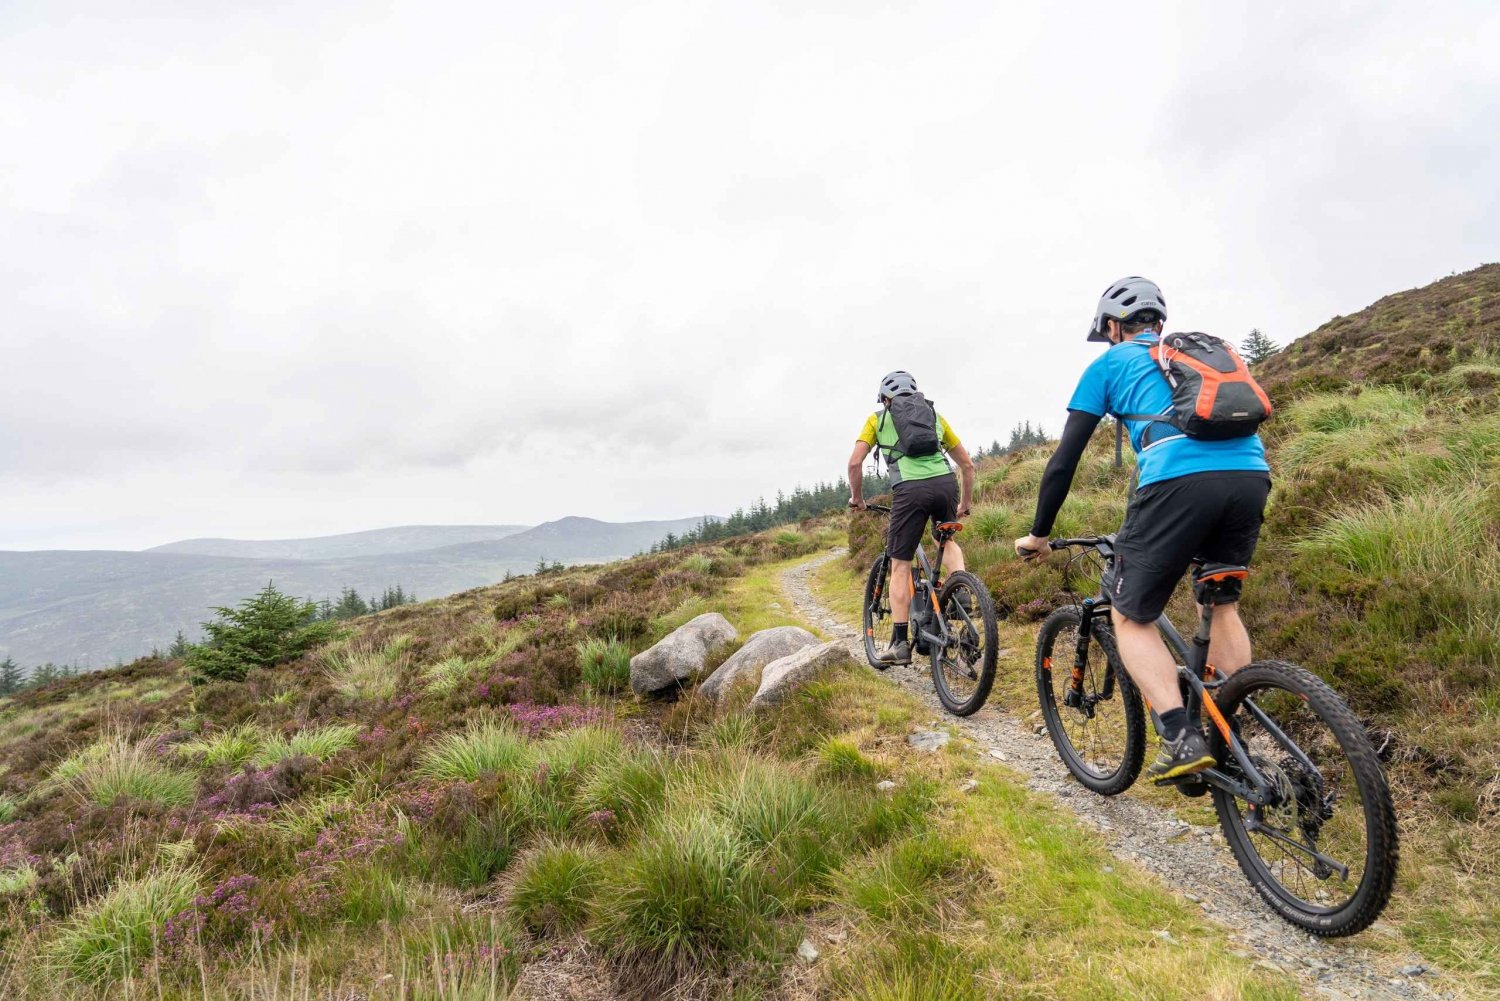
[866,505,960,655]
[1057,539,1348,878]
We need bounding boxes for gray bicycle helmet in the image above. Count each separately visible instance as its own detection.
[877,370,918,402]
[1089,276,1167,342]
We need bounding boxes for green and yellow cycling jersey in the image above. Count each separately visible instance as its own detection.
[857,409,960,486]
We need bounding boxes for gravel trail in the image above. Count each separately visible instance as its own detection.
[782,549,1452,1001]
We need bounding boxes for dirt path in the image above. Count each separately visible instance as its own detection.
[782,550,1452,1001]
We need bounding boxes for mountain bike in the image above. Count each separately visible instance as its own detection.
[859,504,998,716]
[1032,535,1398,937]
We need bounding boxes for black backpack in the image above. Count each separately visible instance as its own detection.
[880,392,941,459]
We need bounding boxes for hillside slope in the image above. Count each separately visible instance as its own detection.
[0,524,1302,1000]
[0,516,713,667]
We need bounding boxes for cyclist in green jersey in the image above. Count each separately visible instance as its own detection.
[847,371,976,666]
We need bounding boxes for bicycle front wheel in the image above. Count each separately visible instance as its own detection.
[930,571,998,716]
[1209,660,1398,937]
[861,555,894,670]
[1035,605,1145,795]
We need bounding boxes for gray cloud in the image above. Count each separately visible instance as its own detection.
[3,0,1498,550]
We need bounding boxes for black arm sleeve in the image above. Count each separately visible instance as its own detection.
[1029,409,1103,537]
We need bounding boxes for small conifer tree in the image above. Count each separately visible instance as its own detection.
[187,581,333,683]
[1241,328,1280,364]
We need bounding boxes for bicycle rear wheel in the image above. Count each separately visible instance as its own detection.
[1209,660,1398,937]
[930,571,998,716]
[1035,606,1145,795]
[861,554,894,669]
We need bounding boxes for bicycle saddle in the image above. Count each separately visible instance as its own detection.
[935,522,964,534]
[1194,563,1249,583]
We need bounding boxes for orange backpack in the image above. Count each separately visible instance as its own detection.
[1122,333,1272,441]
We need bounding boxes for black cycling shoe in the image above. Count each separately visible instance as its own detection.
[1147,728,1216,783]
[876,640,911,670]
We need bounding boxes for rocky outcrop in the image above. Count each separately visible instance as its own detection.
[699,625,820,702]
[628,612,738,695]
[749,641,847,707]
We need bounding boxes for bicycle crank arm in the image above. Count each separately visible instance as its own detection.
[917,628,947,650]
[1243,818,1351,881]
[1171,767,1271,806]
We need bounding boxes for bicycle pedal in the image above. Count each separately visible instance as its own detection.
[1173,778,1210,798]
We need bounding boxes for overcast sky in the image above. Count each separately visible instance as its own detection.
[4,1,1498,551]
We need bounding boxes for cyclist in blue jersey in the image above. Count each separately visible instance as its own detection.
[1014,277,1272,781]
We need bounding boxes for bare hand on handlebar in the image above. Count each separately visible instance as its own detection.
[1014,533,1052,561]
[848,497,867,511]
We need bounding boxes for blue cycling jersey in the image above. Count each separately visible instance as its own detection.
[1068,334,1270,489]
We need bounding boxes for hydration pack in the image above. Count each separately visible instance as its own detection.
[1122,333,1272,441]
[880,392,941,459]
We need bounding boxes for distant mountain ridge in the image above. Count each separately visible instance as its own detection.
[0,516,715,668]
[147,524,532,560]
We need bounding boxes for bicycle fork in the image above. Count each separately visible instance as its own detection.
[1065,599,1116,715]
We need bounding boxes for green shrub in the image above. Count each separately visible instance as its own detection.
[46,865,200,981]
[509,839,604,934]
[577,636,631,695]
[592,810,778,973]
[64,735,196,808]
[421,655,474,695]
[254,722,360,766]
[177,722,266,766]
[419,718,532,781]
[186,582,335,683]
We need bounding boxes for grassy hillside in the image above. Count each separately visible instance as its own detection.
[842,262,1500,985]
[0,520,1299,1000]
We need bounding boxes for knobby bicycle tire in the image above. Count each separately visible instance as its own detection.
[930,570,998,716]
[1035,605,1146,795]
[1209,660,1398,937]
[861,554,893,670]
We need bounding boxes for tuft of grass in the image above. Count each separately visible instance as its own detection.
[508,839,604,935]
[45,864,201,982]
[323,634,412,700]
[0,793,17,823]
[421,655,477,695]
[576,636,631,695]
[680,553,714,575]
[709,757,844,903]
[177,721,266,766]
[817,736,881,783]
[62,733,197,808]
[577,747,670,838]
[419,718,533,782]
[0,863,37,895]
[592,809,779,973]
[832,834,979,924]
[254,722,360,766]
[1297,486,1499,590]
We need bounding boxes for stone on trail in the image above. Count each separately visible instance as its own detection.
[749,641,847,706]
[907,730,950,752]
[699,625,819,702]
[628,612,737,695]
[875,780,897,793]
[796,939,820,963]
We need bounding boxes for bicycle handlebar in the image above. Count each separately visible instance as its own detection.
[1049,536,1111,551]
[863,503,892,513]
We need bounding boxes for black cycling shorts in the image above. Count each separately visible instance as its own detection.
[886,473,958,561]
[1101,471,1271,623]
